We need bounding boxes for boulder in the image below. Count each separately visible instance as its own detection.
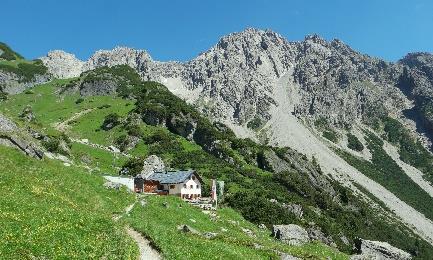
[0,113,18,132]
[282,203,304,219]
[258,224,267,229]
[203,232,218,239]
[103,181,121,190]
[177,224,200,235]
[272,224,310,246]
[306,226,336,247]
[280,254,301,260]
[141,155,166,177]
[0,114,44,159]
[20,105,36,122]
[351,239,412,260]
[241,228,256,238]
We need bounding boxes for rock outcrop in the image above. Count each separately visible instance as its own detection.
[351,239,412,260]
[40,50,84,79]
[0,70,49,94]
[0,114,43,159]
[260,149,337,198]
[40,28,411,133]
[272,224,310,246]
[141,155,166,177]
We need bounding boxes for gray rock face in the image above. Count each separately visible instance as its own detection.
[351,239,412,260]
[272,224,310,246]
[0,71,49,94]
[79,79,118,96]
[282,203,304,219]
[261,149,337,198]
[84,47,153,73]
[41,28,411,131]
[0,113,18,133]
[140,155,166,177]
[40,50,84,79]
[306,226,336,247]
[0,113,44,159]
[398,52,433,147]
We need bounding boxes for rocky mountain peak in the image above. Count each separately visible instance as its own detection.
[213,28,290,53]
[400,52,433,75]
[84,46,153,72]
[304,34,327,45]
[40,50,84,79]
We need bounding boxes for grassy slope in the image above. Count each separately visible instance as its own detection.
[0,80,134,175]
[0,145,138,259]
[2,78,433,258]
[0,80,348,259]
[0,138,346,259]
[0,42,24,61]
[127,195,347,260]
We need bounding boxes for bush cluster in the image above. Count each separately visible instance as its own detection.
[347,133,364,151]
[323,130,338,143]
[246,117,262,129]
[101,113,121,130]
[0,59,48,82]
[383,117,433,183]
[0,42,24,60]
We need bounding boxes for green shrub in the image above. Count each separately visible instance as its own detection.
[314,117,329,129]
[79,65,142,98]
[42,135,71,155]
[42,138,61,153]
[382,117,433,183]
[97,104,111,109]
[347,133,364,151]
[143,130,183,155]
[75,98,84,104]
[0,59,47,82]
[125,124,143,137]
[0,86,7,101]
[101,113,121,130]
[120,157,143,176]
[0,42,24,60]
[323,130,338,143]
[246,117,262,129]
[115,134,129,152]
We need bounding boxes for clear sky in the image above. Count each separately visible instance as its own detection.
[1,0,432,62]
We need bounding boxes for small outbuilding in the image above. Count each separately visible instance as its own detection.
[134,170,202,199]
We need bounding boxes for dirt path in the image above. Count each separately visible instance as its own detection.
[116,202,162,260]
[72,138,132,157]
[126,227,161,260]
[53,108,94,132]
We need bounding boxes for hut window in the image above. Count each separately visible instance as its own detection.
[183,184,187,188]
[192,175,196,180]
[196,185,199,189]
[170,185,175,189]
[190,185,193,189]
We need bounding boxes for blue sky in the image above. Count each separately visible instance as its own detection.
[2,0,432,61]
